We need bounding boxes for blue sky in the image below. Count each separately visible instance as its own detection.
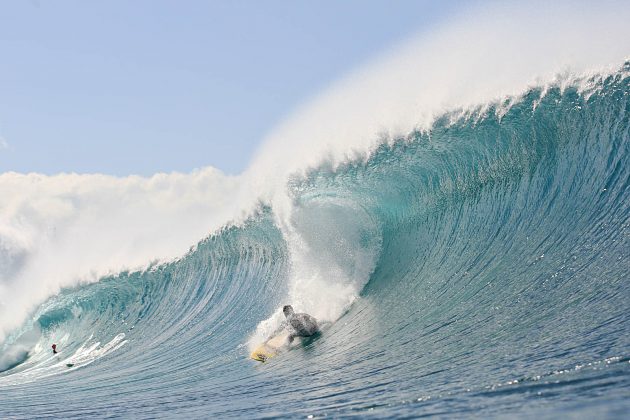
[0,0,469,176]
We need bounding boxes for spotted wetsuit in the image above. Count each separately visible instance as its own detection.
[286,313,319,342]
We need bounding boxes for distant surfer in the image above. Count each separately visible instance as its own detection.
[282,305,319,344]
[52,344,58,354]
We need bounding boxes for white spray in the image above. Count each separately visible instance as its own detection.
[247,0,630,343]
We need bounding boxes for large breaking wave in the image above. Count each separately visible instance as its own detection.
[1,2,629,417]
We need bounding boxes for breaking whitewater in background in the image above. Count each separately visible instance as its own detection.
[1,2,629,418]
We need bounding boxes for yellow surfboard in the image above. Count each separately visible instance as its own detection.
[250,331,289,362]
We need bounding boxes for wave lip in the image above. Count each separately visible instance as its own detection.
[2,0,629,349]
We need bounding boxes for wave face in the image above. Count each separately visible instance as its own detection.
[1,68,630,418]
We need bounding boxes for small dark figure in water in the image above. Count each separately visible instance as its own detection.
[283,305,319,344]
[52,344,58,354]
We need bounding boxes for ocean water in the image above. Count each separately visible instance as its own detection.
[0,63,628,418]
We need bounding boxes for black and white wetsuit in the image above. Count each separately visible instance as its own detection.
[286,313,319,342]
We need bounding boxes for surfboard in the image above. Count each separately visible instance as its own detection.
[250,331,289,362]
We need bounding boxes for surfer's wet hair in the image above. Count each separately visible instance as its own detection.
[283,305,294,316]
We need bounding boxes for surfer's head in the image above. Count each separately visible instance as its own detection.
[52,344,56,350]
[283,305,294,317]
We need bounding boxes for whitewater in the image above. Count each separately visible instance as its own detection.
[1,2,629,418]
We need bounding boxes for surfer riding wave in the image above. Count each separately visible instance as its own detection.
[280,305,319,344]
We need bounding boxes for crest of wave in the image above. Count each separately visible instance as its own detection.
[1,0,629,346]
[247,0,630,344]
[0,169,259,342]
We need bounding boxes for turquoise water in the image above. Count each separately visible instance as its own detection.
[1,66,629,418]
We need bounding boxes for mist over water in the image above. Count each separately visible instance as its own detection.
[1,2,629,417]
